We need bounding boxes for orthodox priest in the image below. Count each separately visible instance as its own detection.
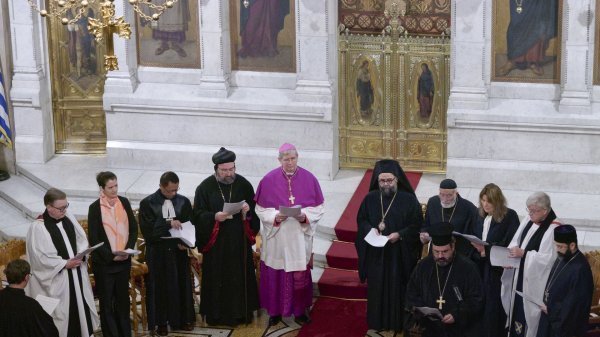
[0,259,59,337]
[421,179,478,258]
[255,143,324,326]
[536,225,593,337]
[26,188,99,337]
[193,147,260,326]
[501,192,560,337]
[405,222,484,337]
[355,159,422,331]
[139,171,195,335]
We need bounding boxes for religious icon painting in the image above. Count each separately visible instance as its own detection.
[135,0,201,68]
[230,0,296,72]
[414,62,436,126]
[492,0,562,83]
[352,56,381,126]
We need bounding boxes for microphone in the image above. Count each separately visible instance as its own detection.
[453,286,463,302]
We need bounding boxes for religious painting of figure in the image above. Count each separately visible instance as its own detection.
[136,0,201,68]
[417,63,434,121]
[230,0,296,72]
[64,7,100,90]
[492,0,561,83]
[356,60,374,120]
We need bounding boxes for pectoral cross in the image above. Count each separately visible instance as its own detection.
[87,1,132,71]
[436,296,445,310]
[289,194,295,205]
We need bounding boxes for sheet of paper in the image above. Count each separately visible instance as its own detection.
[162,221,196,247]
[35,294,60,315]
[113,248,141,256]
[74,242,104,260]
[490,246,521,268]
[364,228,389,247]
[453,231,489,246]
[415,306,443,320]
[515,290,544,307]
[279,205,302,217]
[223,200,245,215]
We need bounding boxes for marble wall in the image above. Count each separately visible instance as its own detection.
[8,0,339,179]
[447,0,600,195]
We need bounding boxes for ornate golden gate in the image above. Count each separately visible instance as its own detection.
[338,28,450,172]
[47,2,107,153]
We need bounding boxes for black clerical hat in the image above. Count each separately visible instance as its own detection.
[368,159,415,195]
[429,222,454,246]
[212,147,236,165]
[554,225,577,244]
[439,178,457,189]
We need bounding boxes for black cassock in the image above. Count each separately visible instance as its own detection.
[355,190,422,331]
[423,195,479,258]
[193,174,260,326]
[536,251,593,337]
[139,190,195,330]
[0,287,59,337]
[472,209,520,337]
[405,254,483,337]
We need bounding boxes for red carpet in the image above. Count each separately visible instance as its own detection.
[300,169,421,335]
[296,297,368,337]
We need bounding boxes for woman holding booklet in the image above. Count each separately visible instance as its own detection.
[470,183,520,337]
[88,171,138,337]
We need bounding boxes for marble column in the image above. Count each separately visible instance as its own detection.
[103,0,137,97]
[558,0,592,114]
[197,0,230,97]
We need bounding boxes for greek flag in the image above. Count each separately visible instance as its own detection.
[0,67,12,148]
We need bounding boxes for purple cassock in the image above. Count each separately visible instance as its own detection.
[254,166,324,318]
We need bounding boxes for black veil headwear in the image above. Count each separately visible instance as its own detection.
[368,159,415,195]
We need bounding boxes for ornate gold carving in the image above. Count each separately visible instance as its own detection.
[339,29,449,172]
[88,1,131,71]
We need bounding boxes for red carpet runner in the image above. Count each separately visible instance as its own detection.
[298,169,421,336]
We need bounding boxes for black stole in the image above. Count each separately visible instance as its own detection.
[43,210,77,258]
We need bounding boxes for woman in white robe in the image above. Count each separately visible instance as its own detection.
[26,188,99,337]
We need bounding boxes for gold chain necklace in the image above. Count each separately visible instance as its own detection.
[281,168,298,205]
[442,204,457,223]
[543,251,579,302]
[216,177,233,203]
[515,0,524,14]
[435,262,454,310]
[378,191,397,232]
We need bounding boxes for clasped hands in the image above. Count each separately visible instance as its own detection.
[214,202,250,222]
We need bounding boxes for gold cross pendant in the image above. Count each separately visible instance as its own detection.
[436,296,445,310]
[88,1,132,71]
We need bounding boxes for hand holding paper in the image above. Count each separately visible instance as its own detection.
[223,200,246,219]
[74,242,104,260]
[162,221,196,247]
[490,246,521,268]
[279,205,302,217]
[365,228,389,247]
[113,248,142,256]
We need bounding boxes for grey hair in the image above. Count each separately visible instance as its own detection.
[278,149,298,159]
[526,191,551,210]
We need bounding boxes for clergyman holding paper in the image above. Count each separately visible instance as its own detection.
[193,147,260,326]
[254,143,324,327]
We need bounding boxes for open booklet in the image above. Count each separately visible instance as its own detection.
[112,248,142,256]
[279,205,302,217]
[364,228,389,247]
[161,221,196,247]
[74,242,104,260]
[452,231,489,246]
[490,246,521,268]
[35,294,60,315]
[415,306,443,320]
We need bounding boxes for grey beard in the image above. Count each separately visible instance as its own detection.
[441,199,456,208]
[381,185,397,197]
[216,174,236,185]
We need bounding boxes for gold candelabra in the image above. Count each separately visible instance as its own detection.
[26,0,179,71]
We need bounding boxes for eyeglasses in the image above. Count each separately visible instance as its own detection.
[49,203,69,212]
[525,207,545,215]
[378,178,396,184]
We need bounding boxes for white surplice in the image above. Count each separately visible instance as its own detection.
[500,215,559,337]
[26,212,99,337]
[256,204,324,272]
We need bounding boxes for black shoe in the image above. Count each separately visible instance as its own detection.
[268,315,282,326]
[294,314,311,325]
[156,325,169,336]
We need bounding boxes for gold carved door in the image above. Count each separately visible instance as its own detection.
[338,33,450,172]
[47,3,107,153]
